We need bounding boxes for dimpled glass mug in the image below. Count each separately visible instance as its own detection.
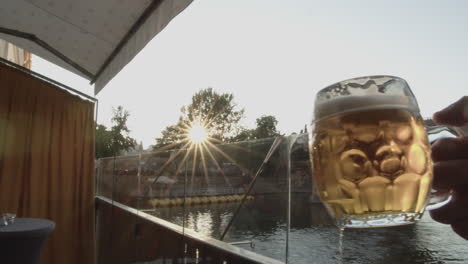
[309,75,452,228]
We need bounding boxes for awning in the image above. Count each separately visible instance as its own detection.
[0,0,193,94]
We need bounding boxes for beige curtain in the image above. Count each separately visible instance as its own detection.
[0,62,95,264]
[0,40,31,69]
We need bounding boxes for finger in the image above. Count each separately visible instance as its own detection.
[452,219,468,240]
[433,160,468,189]
[429,187,468,224]
[433,96,468,126]
[431,137,468,162]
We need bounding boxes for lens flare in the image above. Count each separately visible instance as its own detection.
[189,123,208,144]
[151,116,251,198]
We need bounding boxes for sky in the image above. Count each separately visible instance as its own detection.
[31,0,468,148]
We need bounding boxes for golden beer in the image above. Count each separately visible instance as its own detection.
[310,76,437,227]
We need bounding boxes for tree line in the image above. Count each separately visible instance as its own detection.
[96,88,281,159]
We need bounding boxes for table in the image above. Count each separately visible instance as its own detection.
[0,218,55,264]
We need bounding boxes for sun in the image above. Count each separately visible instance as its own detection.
[188,122,208,144]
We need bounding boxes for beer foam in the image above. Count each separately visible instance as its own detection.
[314,94,419,122]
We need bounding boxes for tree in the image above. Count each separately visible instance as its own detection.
[183,88,245,141]
[154,88,245,150]
[231,115,280,142]
[254,115,280,139]
[154,124,186,150]
[96,124,113,158]
[230,128,254,142]
[110,106,137,154]
[95,106,137,159]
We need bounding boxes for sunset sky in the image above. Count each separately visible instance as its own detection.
[32,0,468,147]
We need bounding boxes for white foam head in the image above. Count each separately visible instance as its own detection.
[314,94,419,122]
[313,76,420,122]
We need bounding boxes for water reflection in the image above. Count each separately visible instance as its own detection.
[150,194,468,264]
[98,135,468,263]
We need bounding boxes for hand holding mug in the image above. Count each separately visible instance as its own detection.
[430,96,468,240]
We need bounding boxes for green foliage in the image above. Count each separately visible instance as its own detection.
[230,128,254,142]
[110,106,137,153]
[153,124,186,150]
[253,115,280,139]
[153,89,282,151]
[183,88,245,141]
[232,115,280,142]
[95,106,137,159]
[154,88,245,150]
[96,124,114,158]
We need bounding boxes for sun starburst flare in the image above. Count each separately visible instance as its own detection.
[151,116,258,196]
[188,122,208,144]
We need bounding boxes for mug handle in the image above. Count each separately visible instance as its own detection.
[425,125,464,210]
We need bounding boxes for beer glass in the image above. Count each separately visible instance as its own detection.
[309,75,453,228]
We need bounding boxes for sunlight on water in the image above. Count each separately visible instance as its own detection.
[101,132,467,264]
[150,195,468,264]
[185,212,214,236]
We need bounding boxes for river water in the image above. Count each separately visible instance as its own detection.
[149,194,468,264]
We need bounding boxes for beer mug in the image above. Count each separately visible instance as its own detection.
[309,75,455,228]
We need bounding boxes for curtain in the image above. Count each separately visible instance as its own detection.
[0,40,31,69]
[0,62,96,264]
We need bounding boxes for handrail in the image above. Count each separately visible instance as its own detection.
[95,196,284,264]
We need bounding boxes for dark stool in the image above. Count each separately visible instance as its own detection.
[0,218,55,264]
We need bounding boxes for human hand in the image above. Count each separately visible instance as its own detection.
[430,96,468,240]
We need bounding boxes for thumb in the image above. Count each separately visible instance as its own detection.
[433,96,468,126]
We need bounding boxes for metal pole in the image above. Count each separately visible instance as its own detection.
[182,152,188,262]
[220,137,283,241]
[285,135,296,264]
[137,154,142,197]
[286,134,300,263]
